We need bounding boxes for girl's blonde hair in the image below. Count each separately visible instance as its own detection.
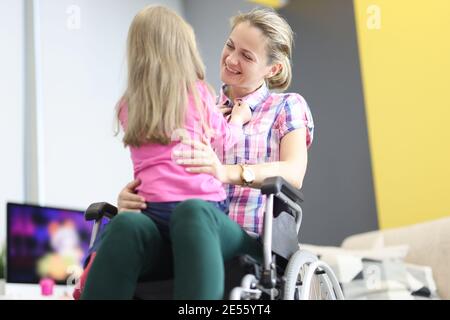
[118,5,207,147]
[231,8,294,92]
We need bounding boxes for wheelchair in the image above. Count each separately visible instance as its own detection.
[81,177,344,300]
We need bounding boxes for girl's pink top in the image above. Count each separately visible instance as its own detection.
[118,81,242,202]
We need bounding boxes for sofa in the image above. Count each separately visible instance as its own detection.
[339,217,450,299]
[302,217,449,299]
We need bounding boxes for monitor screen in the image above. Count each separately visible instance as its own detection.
[6,202,93,285]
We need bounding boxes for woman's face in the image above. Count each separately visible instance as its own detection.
[220,22,279,96]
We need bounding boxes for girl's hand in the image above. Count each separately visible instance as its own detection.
[117,179,147,213]
[229,100,252,125]
[218,100,252,124]
[218,103,232,122]
[230,100,252,126]
[218,103,232,117]
[173,138,227,183]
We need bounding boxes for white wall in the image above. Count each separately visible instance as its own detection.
[0,0,25,247]
[35,0,184,210]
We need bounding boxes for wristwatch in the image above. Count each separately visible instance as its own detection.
[239,164,255,187]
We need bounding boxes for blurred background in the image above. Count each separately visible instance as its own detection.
[1,0,449,248]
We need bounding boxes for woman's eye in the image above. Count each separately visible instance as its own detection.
[226,43,234,49]
[243,54,252,60]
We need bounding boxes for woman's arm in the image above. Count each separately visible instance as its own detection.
[223,128,308,189]
[119,128,308,212]
[175,127,308,189]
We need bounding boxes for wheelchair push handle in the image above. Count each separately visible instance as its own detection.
[85,202,118,221]
[260,176,304,203]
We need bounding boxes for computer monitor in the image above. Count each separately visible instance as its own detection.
[6,202,92,293]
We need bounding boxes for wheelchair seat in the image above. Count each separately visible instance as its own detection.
[132,256,252,300]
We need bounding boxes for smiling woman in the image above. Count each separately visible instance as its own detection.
[221,22,280,98]
[220,11,292,99]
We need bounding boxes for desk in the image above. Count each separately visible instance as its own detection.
[0,281,74,300]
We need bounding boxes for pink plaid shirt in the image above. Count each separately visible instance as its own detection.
[216,83,314,234]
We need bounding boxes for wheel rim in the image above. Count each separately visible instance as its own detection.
[283,250,344,300]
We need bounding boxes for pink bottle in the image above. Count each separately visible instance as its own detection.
[40,278,55,296]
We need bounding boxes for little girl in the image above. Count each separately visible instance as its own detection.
[116,5,250,236]
[79,5,251,299]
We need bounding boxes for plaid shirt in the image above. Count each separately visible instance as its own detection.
[216,83,314,234]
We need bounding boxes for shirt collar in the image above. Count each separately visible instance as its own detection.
[218,82,270,112]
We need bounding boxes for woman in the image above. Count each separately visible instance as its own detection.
[85,7,314,300]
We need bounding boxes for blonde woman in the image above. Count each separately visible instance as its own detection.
[79,5,251,299]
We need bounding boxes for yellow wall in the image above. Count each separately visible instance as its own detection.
[248,0,288,9]
[354,0,450,229]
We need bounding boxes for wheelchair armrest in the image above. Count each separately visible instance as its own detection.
[85,202,118,221]
[260,176,304,203]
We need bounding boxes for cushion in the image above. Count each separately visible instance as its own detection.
[341,217,450,299]
[300,243,440,300]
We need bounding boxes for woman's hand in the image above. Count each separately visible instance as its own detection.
[173,138,227,183]
[117,179,147,213]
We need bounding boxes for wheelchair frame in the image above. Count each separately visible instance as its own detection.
[228,177,344,300]
[83,176,344,300]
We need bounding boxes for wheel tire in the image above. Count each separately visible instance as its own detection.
[283,250,318,300]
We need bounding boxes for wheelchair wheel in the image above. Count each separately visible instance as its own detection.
[283,250,344,300]
[229,274,262,300]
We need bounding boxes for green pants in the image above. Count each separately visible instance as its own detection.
[81,199,262,300]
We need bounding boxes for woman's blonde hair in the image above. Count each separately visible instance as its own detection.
[118,5,207,147]
[231,8,294,92]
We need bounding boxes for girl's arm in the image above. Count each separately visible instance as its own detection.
[208,101,251,151]
[199,81,250,151]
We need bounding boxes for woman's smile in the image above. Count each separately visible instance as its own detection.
[224,63,242,75]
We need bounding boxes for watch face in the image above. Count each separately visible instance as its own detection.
[243,168,255,182]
